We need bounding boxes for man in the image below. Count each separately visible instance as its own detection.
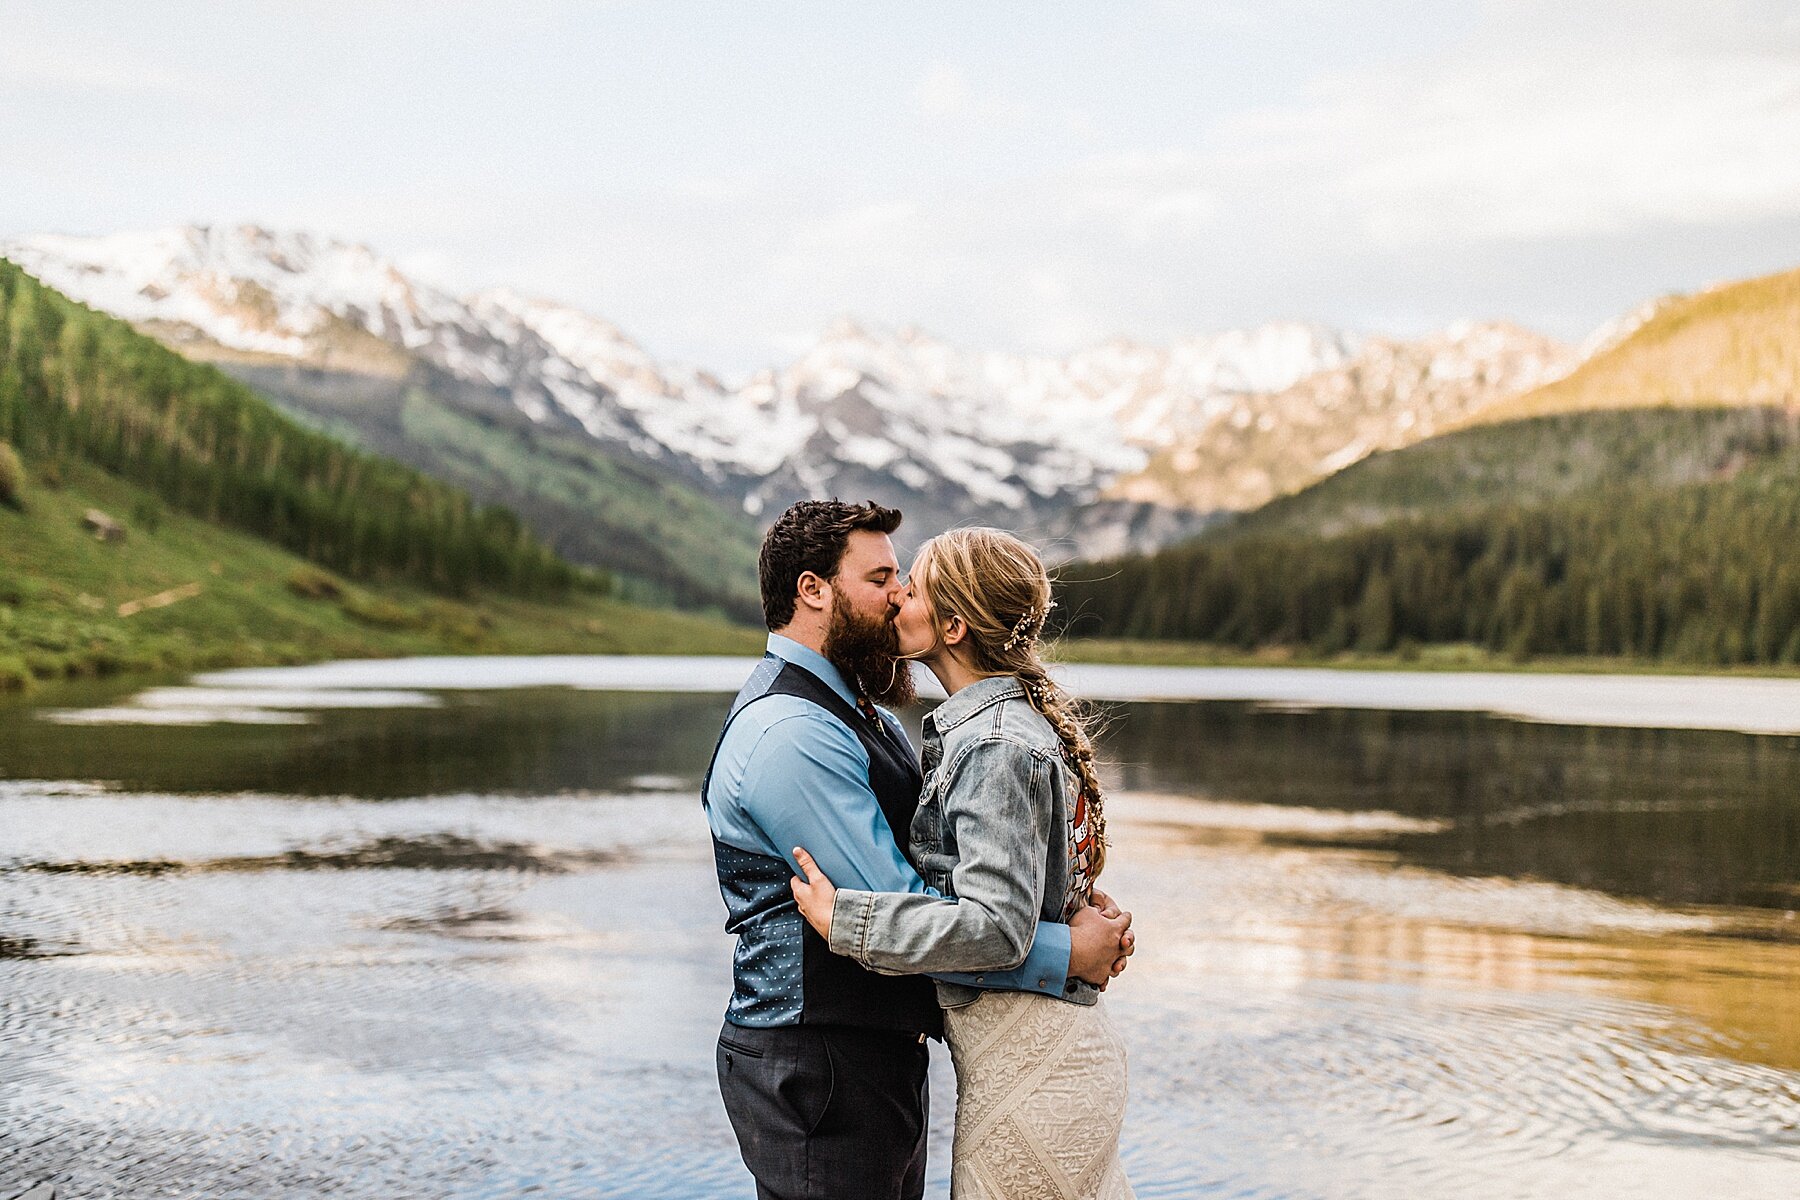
[702,499,1135,1200]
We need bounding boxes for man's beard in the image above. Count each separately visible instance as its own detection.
[823,590,917,710]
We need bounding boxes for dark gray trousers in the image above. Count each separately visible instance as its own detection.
[716,1021,930,1200]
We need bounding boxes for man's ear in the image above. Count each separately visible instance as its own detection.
[795,570,832,615]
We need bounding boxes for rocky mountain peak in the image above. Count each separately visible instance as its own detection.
[3,224,1581,557]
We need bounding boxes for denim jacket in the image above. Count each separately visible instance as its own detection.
[828,674,1101,1009]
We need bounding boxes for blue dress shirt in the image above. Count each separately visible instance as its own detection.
[705,634,1072,998]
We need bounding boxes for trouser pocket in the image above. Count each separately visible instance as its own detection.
[715,1022,927,1200]
[718,1033,765,1059]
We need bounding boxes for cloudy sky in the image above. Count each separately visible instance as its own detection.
[5,0,1799,372]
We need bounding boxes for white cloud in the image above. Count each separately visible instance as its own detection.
[1216,37,1800,246]
[910,61,1034,127]
[8,0,1800,368]
[1058,151,1219,244]
[0,32,203,94]
[914,63,974,118]
[804,201,922,250]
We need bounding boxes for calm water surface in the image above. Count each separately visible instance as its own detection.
[2,658,1798,1198]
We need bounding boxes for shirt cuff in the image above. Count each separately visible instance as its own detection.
[1022,918,1072,997]
[829,888,876,963]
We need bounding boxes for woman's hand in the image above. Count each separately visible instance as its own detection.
[788,846,837,939]
[1088,888,1135,985]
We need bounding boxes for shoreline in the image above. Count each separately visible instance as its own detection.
[18,649,1800,740]
[1056,637,1800,679]
[11,631,1800,705]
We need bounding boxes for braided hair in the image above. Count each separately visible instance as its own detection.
[911,528,1108,880]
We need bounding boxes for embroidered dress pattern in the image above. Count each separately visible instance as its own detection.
[944,988,1135,1200]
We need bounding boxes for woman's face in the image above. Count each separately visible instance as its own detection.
[893,556,941,659]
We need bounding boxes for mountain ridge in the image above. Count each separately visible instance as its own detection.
[1056,256,1800,666]
[1466,265,1800,426]
[4,223,1580,563]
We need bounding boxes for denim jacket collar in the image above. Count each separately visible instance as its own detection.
[925,673,1026,734]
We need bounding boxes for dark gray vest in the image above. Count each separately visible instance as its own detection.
[703,654,942,1035]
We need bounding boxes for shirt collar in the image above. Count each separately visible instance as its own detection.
[766,633,859,709]
[923,673,1026,734]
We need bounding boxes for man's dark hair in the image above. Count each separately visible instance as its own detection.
[759,499,902,629]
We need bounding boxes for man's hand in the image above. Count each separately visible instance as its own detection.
[788,846,837,939]
[1069,902,1134,987]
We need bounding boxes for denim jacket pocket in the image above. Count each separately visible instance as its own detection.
[916,851,956,892]
[908,790,943,858]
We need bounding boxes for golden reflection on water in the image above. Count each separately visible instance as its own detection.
[1112,791,1800,1075]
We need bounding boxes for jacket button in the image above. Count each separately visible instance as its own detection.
[1038,979,1048,989]
[974,975,985,983]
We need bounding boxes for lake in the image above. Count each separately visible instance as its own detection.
[2,656,1798,1198]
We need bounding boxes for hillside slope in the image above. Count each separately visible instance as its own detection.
[0,454,758,690]
[0,260,758,688]
[1215,407,1800,541]
[0,258,580,599]
[1060,260,1800,666]
[1060,426,1800,666]
[1471,265,1800,424]
[1112,322,1573,515]
[229,360,763,616]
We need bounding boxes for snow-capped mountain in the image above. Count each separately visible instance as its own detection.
[2,224,1575,558]
[1112,322,1579,514]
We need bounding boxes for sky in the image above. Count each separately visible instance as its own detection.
[4,0,1800,373]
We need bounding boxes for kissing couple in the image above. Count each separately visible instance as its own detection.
[702,499,1137,1199]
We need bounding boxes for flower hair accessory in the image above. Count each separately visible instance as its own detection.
[1002,598,1057,652]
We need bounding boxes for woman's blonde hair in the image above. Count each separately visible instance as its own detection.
[911,527,1107,879]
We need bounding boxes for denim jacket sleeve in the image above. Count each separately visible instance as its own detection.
[741,709,1069,996]
[829,733,1055,975]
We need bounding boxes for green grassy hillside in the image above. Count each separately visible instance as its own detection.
[0,452,759,691]
[1215,406,1800,541]
[0,258,760,691]
[0,259,580,598]
[231,360,764,619]
[1061,440,1800,666]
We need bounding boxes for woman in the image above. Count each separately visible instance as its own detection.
[789,527,1133,1200]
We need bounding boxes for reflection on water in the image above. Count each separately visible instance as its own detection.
[1,663,1798,1198]
[1109,702,1800,910]
[0,681,728,797]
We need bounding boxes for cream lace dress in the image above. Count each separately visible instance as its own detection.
[941,776,1135,1200]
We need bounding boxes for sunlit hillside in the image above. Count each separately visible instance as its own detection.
[1470,265,1800,425]
[1059,261,1800,668]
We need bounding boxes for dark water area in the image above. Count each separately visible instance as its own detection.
[0,680,726,798]
[1107,702,1800,911]
[9,681,1798,913]
[2,662,1799,1198]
